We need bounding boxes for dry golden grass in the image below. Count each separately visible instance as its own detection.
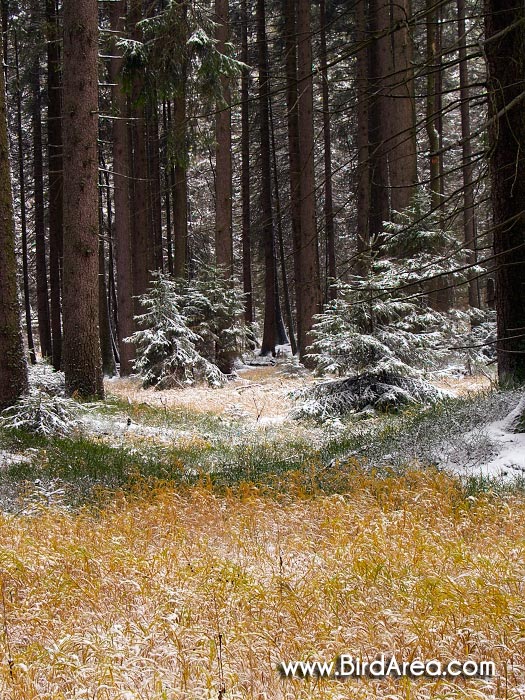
[105,368,312,423]
[1,470,524,699]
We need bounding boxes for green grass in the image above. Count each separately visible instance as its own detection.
[1,388,523,509]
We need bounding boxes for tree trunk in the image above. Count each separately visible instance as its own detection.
[355,0,371,276]
[458,0,479,308]
[162,100,174,275]
[296,0,321,361]
[32,38,52,361]
[46,0,63,370]
[98,183,117,377]
[148,99,164,272]
[62,0,104,398]
[269,95,294,351]
[257,0,277,356]
[14,31,36,364]
[172,86,188,279]
[0,25,28,408]
[369,0,417,229]
[240,0,253,326]
[109,0,135,376]
[129,0,154,307]
[485,0,525,384]
[426,0,450,310]
[319,0,336,301]
[284,0,302,352]
[215,0,233,278]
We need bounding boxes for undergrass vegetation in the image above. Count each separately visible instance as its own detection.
[1,384,525,697]
[1,474,524,698]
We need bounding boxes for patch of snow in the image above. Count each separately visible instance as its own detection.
[445,395,525,480]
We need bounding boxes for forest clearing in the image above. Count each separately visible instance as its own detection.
[1,0,525,696]
[1,363,525,698]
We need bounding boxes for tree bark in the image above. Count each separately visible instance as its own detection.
[46,0,63,370]
[129,0,154,307]
[62,0,104,398]
[109,0,135,376]
[172,87,188,279]
[240,0,253,326]
[458,0,479,308]
[257,0,277,356]
[355,0,371,275]
[485,0,525,384]
[14,31,36,364]
[296,0,321,361]
[215,0,233,278]
[32,35,52,361]
[284,0,302,351]
[0,24,28,408]
[319,0,336,301]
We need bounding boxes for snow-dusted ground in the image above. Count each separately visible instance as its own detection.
[450,395,525,479]
[2,361,524,485]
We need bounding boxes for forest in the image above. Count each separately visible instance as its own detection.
[0,0,525,697]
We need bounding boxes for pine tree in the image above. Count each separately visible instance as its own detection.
[0,25,28,409]
[61,0,104,398]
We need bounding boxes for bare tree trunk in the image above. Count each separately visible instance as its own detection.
[270,95,294,351]
[172,87,188,279]
[458,0,479,308]
[215,0,233,277]
[148,99,164,272]
[257,0,277,356]
[98,174,117,377]
[46,0,63,370]
[62,0,104,398]
[14,30,36,364]
[426,0,450,310]
[109,0,135,376]
[129,0,154,307]
[485,0,525,384]
[355,0,371,275]
[32,42,52,360]
[319,0,336,301]
[240,0,253,325]
[0,24,28,408]
[297,0,321,362]
[284,0,302,352]
[162,100,174,275]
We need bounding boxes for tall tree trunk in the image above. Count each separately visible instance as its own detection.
[98,176,117,377]
[296,0,321,361]
[284,0,302,351]
[148,99,164,272]
[109,0,135,376]
[172,85,188,278]
[14,31,36,364]
[426,0,441,214]
[319,0,336,301]
[485,0,525,384]
[368,0,391,239]
[46,0,63,370]
[240,0,253,326]
[257,0,277,356]
[426,0,450,310]
[162,100,174,275]
[458,0,479,308]
[355,0,371,275]
[129,0,154,307]
[0,25,28,408]
[215,0,233,277]
[386,0,417,216]
[369,0,417,228]
[62,0,104,398]
[32,48,52,360]
[270,95,294,351]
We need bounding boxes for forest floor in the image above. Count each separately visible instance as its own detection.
[1,364,524,698]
